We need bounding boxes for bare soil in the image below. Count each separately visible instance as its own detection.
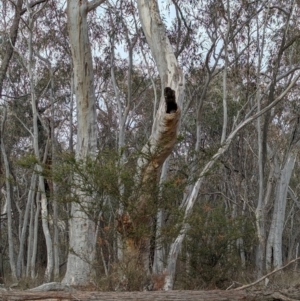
[1,289,300,301]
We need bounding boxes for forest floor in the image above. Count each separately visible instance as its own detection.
[2,269,300,301]
[1,288,300,301]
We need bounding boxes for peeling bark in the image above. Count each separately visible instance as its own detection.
[117,0,184,274]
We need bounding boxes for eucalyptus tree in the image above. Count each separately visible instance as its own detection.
[0,107,17,280]
[116,0,184,271]
[0,0,52,281]
[15,1,53,282]
[0,1,23,279]
[62,0,108,286]
[266,116,300,270]
[60,0,185,286]
[160,0,300,289]
[254,0,300,274]
[2,0,300,291]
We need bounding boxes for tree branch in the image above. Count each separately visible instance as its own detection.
[0,0,23,97]
[87,0,106,12]
[234,256,300,291]
[20,0,47,15]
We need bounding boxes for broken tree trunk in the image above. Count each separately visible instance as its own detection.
[117,0,184,273]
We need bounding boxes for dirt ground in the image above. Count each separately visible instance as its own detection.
[1,289,300,301]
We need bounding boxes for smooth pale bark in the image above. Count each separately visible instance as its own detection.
[26,9,53,281]
[31,88,53,282]
[16,173,37,278]
[38,160,54,283]
[36,54,60,280]
[255,158,276,274]
[137,1,184,104]
[287,188,300,261]
[26,194,34,277]
[137,0,184,182]
[153,158,169,274]
[266,148,298,270]
[0,108,17,280]
[51,81,60,280]
[31,193,41,279]
[62,0,103,285]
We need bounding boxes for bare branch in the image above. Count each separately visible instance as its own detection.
[87,0,106,12]
[282,35,300,52]
[20,0,47,15]
[234,256,300,291]
[268,5,289,15]
[0,0,23,97]
[12,113,33,137]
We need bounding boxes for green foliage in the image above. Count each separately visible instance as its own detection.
[15,154,39,170]
[178,203,256,289]
[50,150,133,213]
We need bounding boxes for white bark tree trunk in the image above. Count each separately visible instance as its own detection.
[17,173,37,278]
[62,0,106,285]
[30,192,40,279]
[266,148,298,270]
[38,162,54,283]
[26,189,34,277]
[27,11,53,281]
[37,54,60,280]
[153,158,169,274]
[137,0,184,105]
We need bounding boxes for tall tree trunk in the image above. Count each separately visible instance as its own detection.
[30,193,41,279]
[153,158,169,274]
[16,173,37,278]
[0,107,17,280]
[37,54,60,280]
[27,10,53,281]
[26,193,34,277]
[254,5,269,276]
[62,0,106,285]
[117,0,184,271]
[266,118,300,271]
[0,0,23,280]
[266,149,298,270]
